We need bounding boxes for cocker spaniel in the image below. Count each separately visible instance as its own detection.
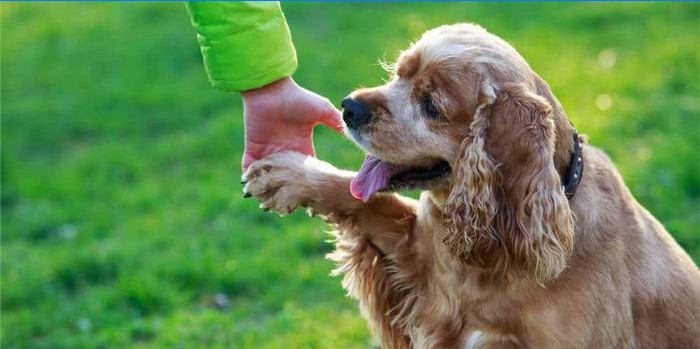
[243,24,700,349]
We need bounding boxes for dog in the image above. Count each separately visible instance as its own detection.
[243,24,700,349]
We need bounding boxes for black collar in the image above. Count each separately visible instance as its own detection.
[562,133,584,200]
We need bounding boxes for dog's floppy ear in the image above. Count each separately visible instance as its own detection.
[443,77,498,261]
[493,83,574,284]
[444,80,574,284]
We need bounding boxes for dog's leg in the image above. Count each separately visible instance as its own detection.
[244,152,418,349]
[243,151,417,255]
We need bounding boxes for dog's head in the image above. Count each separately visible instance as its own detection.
[344,23,574,283]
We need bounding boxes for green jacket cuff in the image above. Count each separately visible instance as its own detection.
[186,2,298,92]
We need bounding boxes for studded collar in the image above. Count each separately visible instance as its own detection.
[562,133,584,200]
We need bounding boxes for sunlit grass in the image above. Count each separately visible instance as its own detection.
[1,3,698,348]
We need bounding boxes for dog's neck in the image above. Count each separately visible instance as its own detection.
[552,111,578,179]
[427,188,450,209]
[534,76,578,179]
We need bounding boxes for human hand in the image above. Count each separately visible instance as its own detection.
[241,77,343,170]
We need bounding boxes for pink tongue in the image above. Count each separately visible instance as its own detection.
[350,155,393,202]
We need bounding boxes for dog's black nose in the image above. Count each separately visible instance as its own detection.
[341,97,373,128]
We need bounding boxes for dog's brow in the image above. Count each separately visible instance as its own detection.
[397,52,421,79]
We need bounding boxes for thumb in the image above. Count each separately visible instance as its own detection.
[318,105,345,133]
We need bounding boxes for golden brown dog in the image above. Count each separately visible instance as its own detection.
[243,24,700,349]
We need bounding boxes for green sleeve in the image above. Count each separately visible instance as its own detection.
[186,2,298,92]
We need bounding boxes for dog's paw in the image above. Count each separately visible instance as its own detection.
[243,152,323,216]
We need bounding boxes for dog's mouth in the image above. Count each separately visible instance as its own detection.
[350,154,451,202]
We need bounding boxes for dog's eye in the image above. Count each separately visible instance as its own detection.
[420,98,442,120]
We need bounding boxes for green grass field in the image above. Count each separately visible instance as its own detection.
[1,3,698,348]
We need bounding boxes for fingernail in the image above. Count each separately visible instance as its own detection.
[243,192,252,198]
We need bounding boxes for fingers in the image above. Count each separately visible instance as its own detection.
[319,107,345,133]
[311,96,345,133]
[242,134,316,173]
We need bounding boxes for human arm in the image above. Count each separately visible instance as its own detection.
[186,3,343,169]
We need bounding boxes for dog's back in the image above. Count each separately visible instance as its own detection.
[564,146,700,348]
[627,205,700,348]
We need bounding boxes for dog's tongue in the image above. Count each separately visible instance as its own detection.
[350,155,393,202]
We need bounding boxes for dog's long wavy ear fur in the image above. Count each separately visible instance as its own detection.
[444,79,574,284]
[443,77,498,262]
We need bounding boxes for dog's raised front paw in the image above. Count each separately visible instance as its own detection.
[242,151,321,216]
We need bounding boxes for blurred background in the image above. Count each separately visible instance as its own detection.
[1,3,698,348]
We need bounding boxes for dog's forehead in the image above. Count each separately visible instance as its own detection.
[396,49,421,79]
[396,32,468,79]
[396,47,472,87]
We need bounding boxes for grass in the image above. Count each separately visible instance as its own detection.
[1,3,698,348]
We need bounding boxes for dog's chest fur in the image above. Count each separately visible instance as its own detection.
[381,195,574,349]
